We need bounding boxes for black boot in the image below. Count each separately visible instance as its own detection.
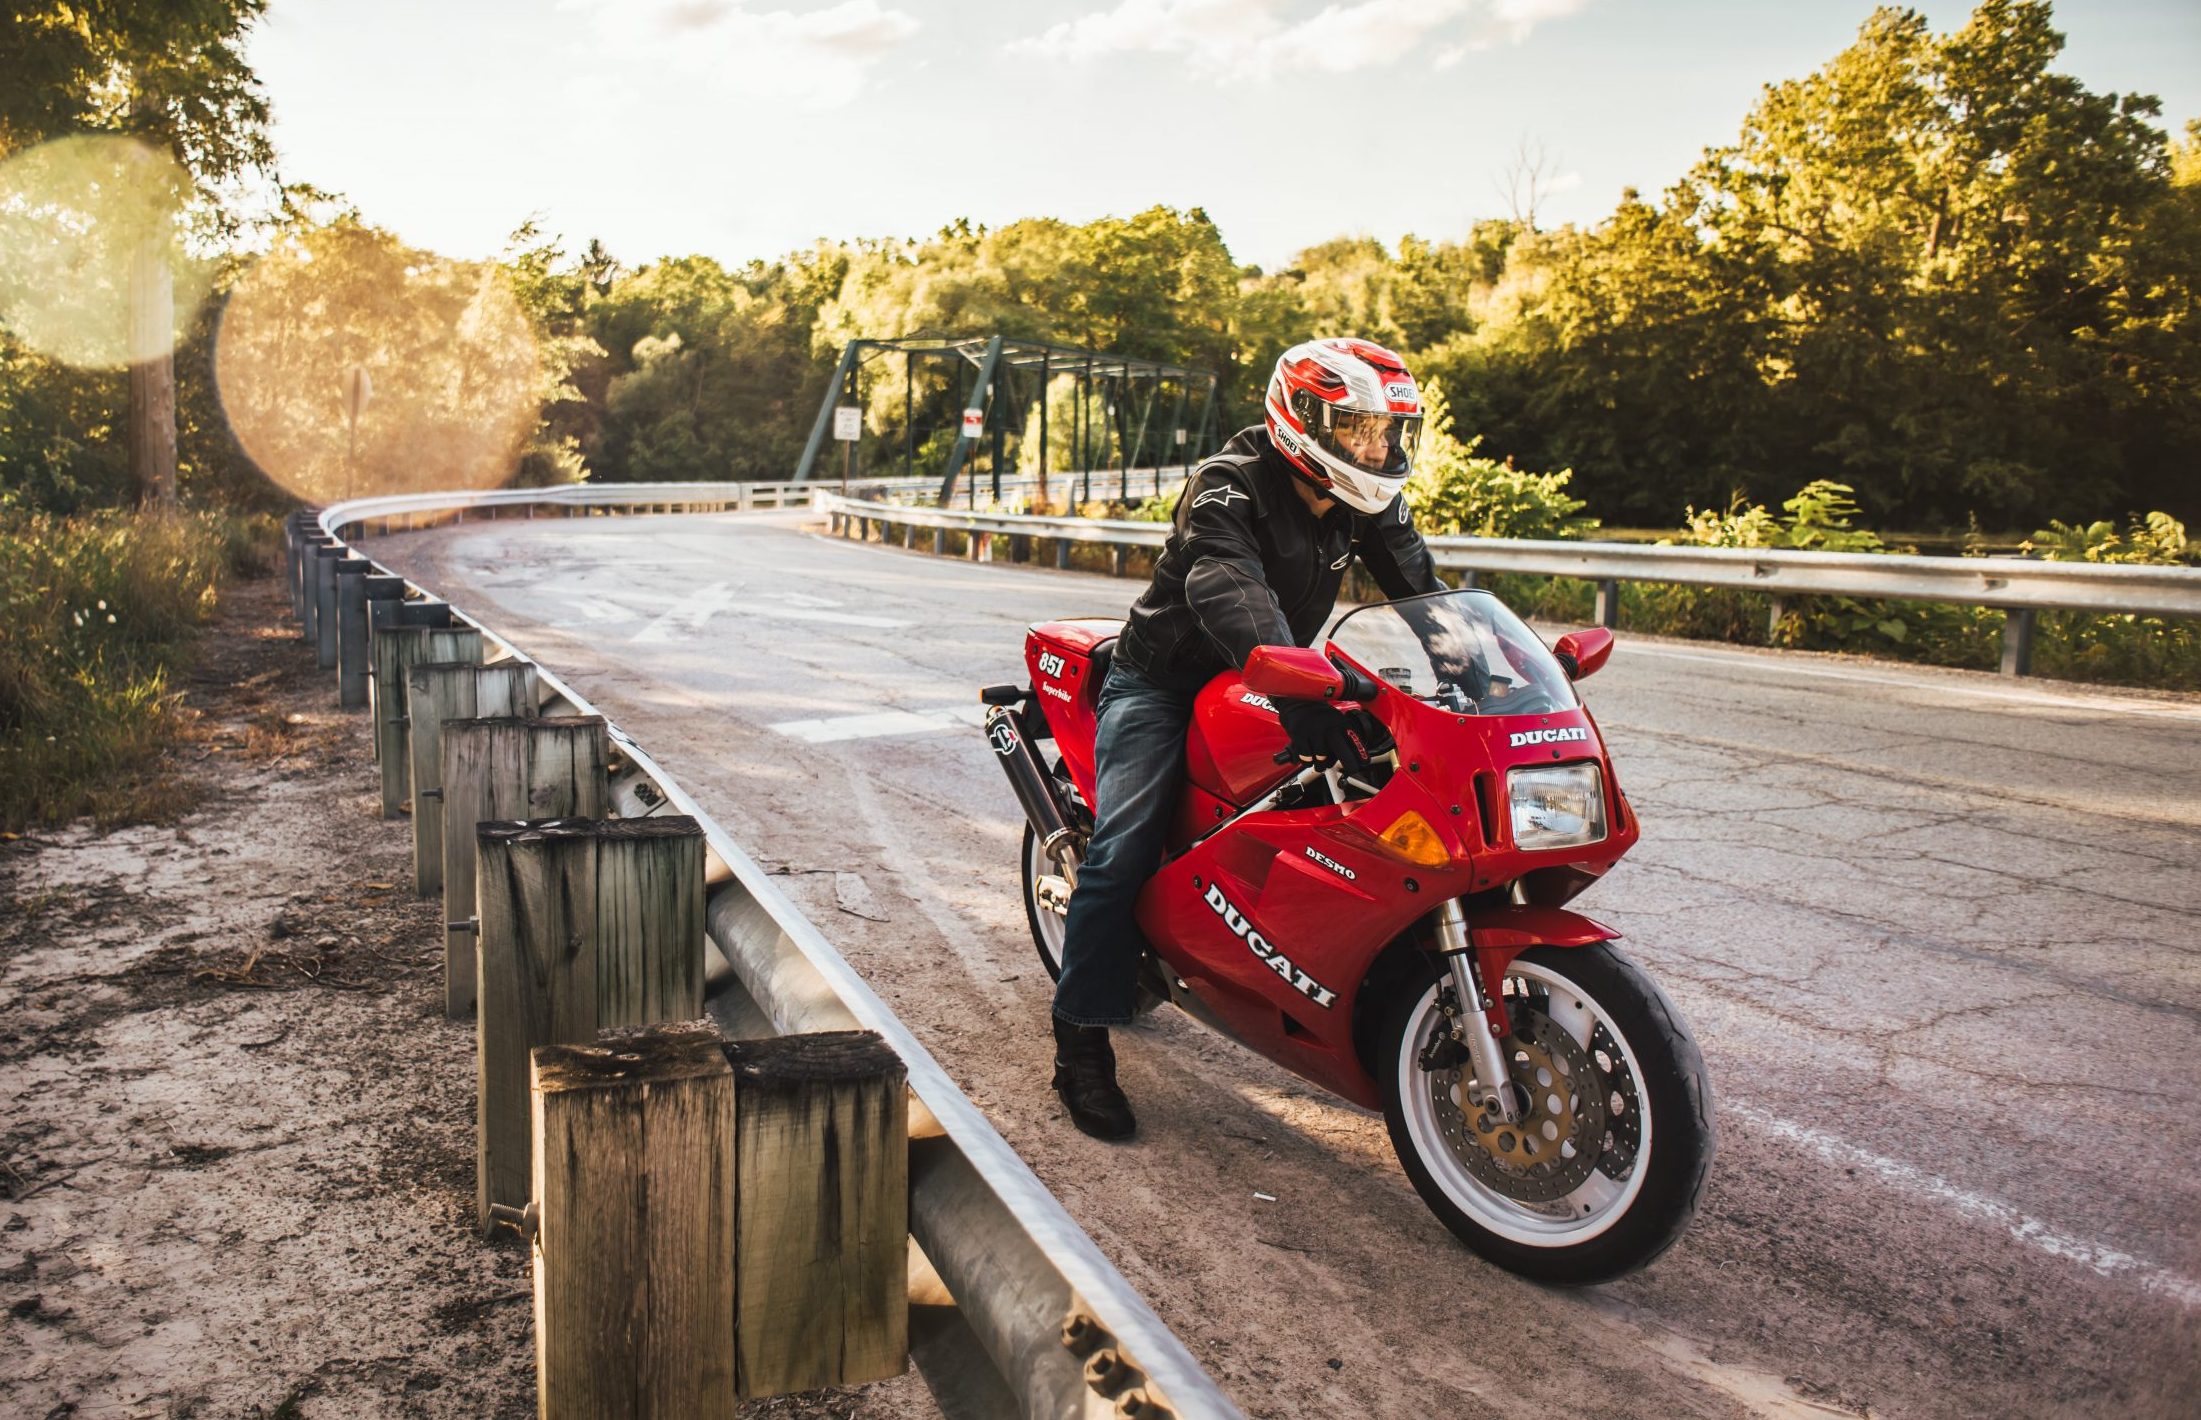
[1052,1018,1137,1141]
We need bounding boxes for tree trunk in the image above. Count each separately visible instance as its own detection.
[128,235,177,507]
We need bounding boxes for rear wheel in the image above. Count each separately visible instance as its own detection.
[1377,943,1714,1283]
[1021,818,1076,981]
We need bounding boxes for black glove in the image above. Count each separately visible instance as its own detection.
[1276,700,1374,778]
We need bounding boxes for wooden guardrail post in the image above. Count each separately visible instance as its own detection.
[336,568,402,709]
[476,815,704,1227]
[306,543,343,656]
[531,1026,736,1419]
[328,556,371,693]
[405,661,541,895]
[293,533,331,631]
[727,1030,908,1398]
[440,717,610,1018]
[366,597,453,766]
[370,619,479,816]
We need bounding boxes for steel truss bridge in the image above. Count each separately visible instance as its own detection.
[793,335,1222,506]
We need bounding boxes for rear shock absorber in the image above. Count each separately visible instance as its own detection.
[981,694,1082,884]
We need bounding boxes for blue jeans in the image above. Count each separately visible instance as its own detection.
[1052,664,1197,1027]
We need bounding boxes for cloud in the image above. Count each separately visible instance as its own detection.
[1010,0,1582,75]
[568,0,921,109]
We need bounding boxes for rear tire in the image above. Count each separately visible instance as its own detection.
[1377,943,1714,1284]
[1020,786,1162,1015]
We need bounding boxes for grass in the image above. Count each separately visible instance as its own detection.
[0,505,280,830]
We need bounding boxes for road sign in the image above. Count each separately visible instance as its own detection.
[961,408,984,438]
[833,405,862,442]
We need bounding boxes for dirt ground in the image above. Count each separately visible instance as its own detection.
[0,574,911,1420]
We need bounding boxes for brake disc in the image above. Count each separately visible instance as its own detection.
[1426,1004,1611,1203]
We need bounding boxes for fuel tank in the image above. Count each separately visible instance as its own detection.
[1184,674,1296,806]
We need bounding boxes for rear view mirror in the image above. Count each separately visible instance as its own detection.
[1553,627,1614,681]
[1243,645,1346,701]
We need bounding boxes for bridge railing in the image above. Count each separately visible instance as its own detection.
[813,491,2201,678]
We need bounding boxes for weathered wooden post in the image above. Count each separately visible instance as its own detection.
[475,815,704,1227]
[727,1030,908,1397]
[930,527,944,556]
[341,570,407,709]
[405,661,541,894]
[532,1026,736,1419]
[366,596,451,766]
[293,531,332,630]
[1110,545,1128,577]
[440,717,610,1018]
[1055,539,1070,570]
[371,620,479,816]
[329,557,373,703]
[306,543,343,656]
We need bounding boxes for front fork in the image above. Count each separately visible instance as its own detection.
[1434,898,1523,1125]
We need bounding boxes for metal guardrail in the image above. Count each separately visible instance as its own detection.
[314,488,1244,1420]
[813,492,2201,678]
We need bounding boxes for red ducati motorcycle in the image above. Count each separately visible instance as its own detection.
[982,588,1713,1283]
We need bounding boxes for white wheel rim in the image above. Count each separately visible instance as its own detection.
[1396,957,1653,1247]
[1025,826,1068,976]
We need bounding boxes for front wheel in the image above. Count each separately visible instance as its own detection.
[1377,943,1714,1284]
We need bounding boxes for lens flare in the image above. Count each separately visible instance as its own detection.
[0,135,207,369]
[215,228,543,502]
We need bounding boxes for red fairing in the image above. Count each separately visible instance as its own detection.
[1023,618,1121,807]
[1135,643,1640,1108]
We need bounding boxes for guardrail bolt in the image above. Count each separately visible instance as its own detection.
[1115,1389,1172,1419]
[487,1199,539,1243]
[1082,1347,1133,1398]
[1060,1310,1104,1358]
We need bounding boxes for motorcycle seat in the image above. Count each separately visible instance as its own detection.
[1088,637,1116,687]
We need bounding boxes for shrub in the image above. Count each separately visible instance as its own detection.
[0,507,266,828]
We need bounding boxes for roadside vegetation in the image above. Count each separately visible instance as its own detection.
[0,507,275,829]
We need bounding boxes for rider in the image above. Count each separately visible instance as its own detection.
[1050,336,1447,1140]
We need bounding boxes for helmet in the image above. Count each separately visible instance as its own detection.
[1263,337,1423,514]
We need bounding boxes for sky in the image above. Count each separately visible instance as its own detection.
[245,0,2201,273]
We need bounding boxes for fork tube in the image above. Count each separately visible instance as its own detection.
[1437,899,1521,1123]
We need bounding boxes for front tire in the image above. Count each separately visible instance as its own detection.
[1377,943,1714,1284]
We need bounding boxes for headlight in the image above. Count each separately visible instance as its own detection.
[1508,763,1607,851]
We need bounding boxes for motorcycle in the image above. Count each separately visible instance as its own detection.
[981,587,1714,1283]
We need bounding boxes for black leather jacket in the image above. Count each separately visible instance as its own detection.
[1114,426,1445,692]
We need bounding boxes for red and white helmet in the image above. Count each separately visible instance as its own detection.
[1263,337,1423,514]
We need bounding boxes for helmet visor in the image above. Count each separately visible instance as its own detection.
[1315,406,1420,477]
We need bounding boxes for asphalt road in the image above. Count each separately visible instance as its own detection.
[370,510,2201,1420]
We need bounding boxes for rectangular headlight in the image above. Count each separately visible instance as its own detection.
[1508,763,1607,851]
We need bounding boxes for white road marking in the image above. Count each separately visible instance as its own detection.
[1733,1102,2201,1308]
[633,580,739,644]
[768,705,987,743]
[1621,642,2201,721]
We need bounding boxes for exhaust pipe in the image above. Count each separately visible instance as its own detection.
[983,699,1081,882]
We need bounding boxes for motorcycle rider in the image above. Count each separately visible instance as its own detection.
[1051,337,1449,1140]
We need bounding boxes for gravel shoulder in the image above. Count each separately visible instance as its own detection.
[0,573,920,1420]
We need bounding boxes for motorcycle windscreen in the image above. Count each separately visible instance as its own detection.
[1327,589,1578,715]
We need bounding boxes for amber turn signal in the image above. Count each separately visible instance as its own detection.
[1376,810,1451,867]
